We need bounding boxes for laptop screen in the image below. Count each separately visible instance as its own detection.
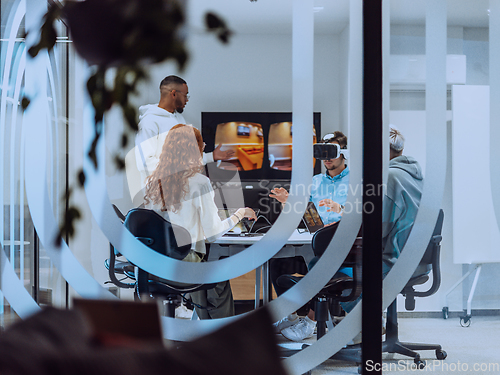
[302,202,324,233]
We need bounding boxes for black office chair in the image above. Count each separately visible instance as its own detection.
[334,209,447,371]
[104,205,136,289]
[277,223,363,350]
[123,208,216,317]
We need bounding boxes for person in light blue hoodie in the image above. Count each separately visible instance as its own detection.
[382,124,424,277]
[341,124,424,345]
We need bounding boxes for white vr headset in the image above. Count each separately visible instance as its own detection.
[313,143,349,160]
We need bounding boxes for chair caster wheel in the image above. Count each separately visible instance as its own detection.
[436,349,447,360]
[414,356,425,369]
[442,306,449,319]
[460,314,471,327]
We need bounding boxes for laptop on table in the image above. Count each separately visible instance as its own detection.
[301,201,324,233]
[218,208,262,237]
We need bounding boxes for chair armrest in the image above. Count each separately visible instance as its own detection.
[338,242,362,302]
[413,240,442,298]
[403,237,442,310]
[107,244,135,289]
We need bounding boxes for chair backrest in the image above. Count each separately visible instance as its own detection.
[403,209,445,308]
[123,208,192,260]
[419,209,444,265]
[112,204,126,223]
[124,147,147,208]
[410,209,445,278]
[107,205,135,289]
[311,222,340,257]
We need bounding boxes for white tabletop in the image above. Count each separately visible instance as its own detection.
[213,229,313,246]
[210,229,316,306]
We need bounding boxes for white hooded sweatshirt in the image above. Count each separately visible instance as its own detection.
[133,104,214,184]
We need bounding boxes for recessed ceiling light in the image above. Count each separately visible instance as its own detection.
[313,7,324,13]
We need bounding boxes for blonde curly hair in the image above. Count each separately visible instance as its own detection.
[144,124,204,212]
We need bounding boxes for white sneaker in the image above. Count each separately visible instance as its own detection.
[175,303,194,319]
[281,317,316,342]
[347,331,362,346]
[273,313,299,333]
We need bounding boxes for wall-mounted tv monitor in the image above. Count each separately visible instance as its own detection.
[237,124,251,136]
[201,112,321,182]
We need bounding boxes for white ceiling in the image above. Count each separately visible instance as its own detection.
[188,0,490,35]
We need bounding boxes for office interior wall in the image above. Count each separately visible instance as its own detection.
[389,26,499,312]
[132,32,342,137]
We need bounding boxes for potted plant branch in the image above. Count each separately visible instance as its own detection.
[27,0,231,243]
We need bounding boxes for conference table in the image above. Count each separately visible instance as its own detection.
[209,230,315,308]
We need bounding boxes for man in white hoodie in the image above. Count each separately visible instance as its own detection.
[135,75,233,183]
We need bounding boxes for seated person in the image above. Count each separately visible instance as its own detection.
[339,124,424,346]
[143,124,257,319]
[382,124,424,277]
[268,131,350,341]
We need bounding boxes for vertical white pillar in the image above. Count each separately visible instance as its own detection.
[291,0,314,189]
[348,0,363,186]
[490,0,500,230]
[425,0,447,206]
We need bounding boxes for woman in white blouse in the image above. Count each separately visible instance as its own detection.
[143,124,256,318]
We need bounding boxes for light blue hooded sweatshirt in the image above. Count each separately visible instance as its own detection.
[382,155,424,276]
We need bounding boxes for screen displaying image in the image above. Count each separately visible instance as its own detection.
[268,122,317,171]
[214,122,264,171]
[302,202,324,233]
[201,112,321,182]
[237,125,251,136]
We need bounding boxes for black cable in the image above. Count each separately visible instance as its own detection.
[252,215,272,233]
[181,293,214,311]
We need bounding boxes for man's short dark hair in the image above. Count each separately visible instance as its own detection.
[323,131,347,149]
[159,75,186,90]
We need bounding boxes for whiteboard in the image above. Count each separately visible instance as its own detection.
[451,85,500,264]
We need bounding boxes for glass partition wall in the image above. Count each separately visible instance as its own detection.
[1,1,499,374]
[1,0,73,324]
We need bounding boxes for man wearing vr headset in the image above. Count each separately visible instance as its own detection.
[269,131,349,223]
[268,131,350,342]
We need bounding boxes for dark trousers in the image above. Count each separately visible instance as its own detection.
[269,256,310,315]
[191,280,235,319]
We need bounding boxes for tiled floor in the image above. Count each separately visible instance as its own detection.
[276,315,500,375]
